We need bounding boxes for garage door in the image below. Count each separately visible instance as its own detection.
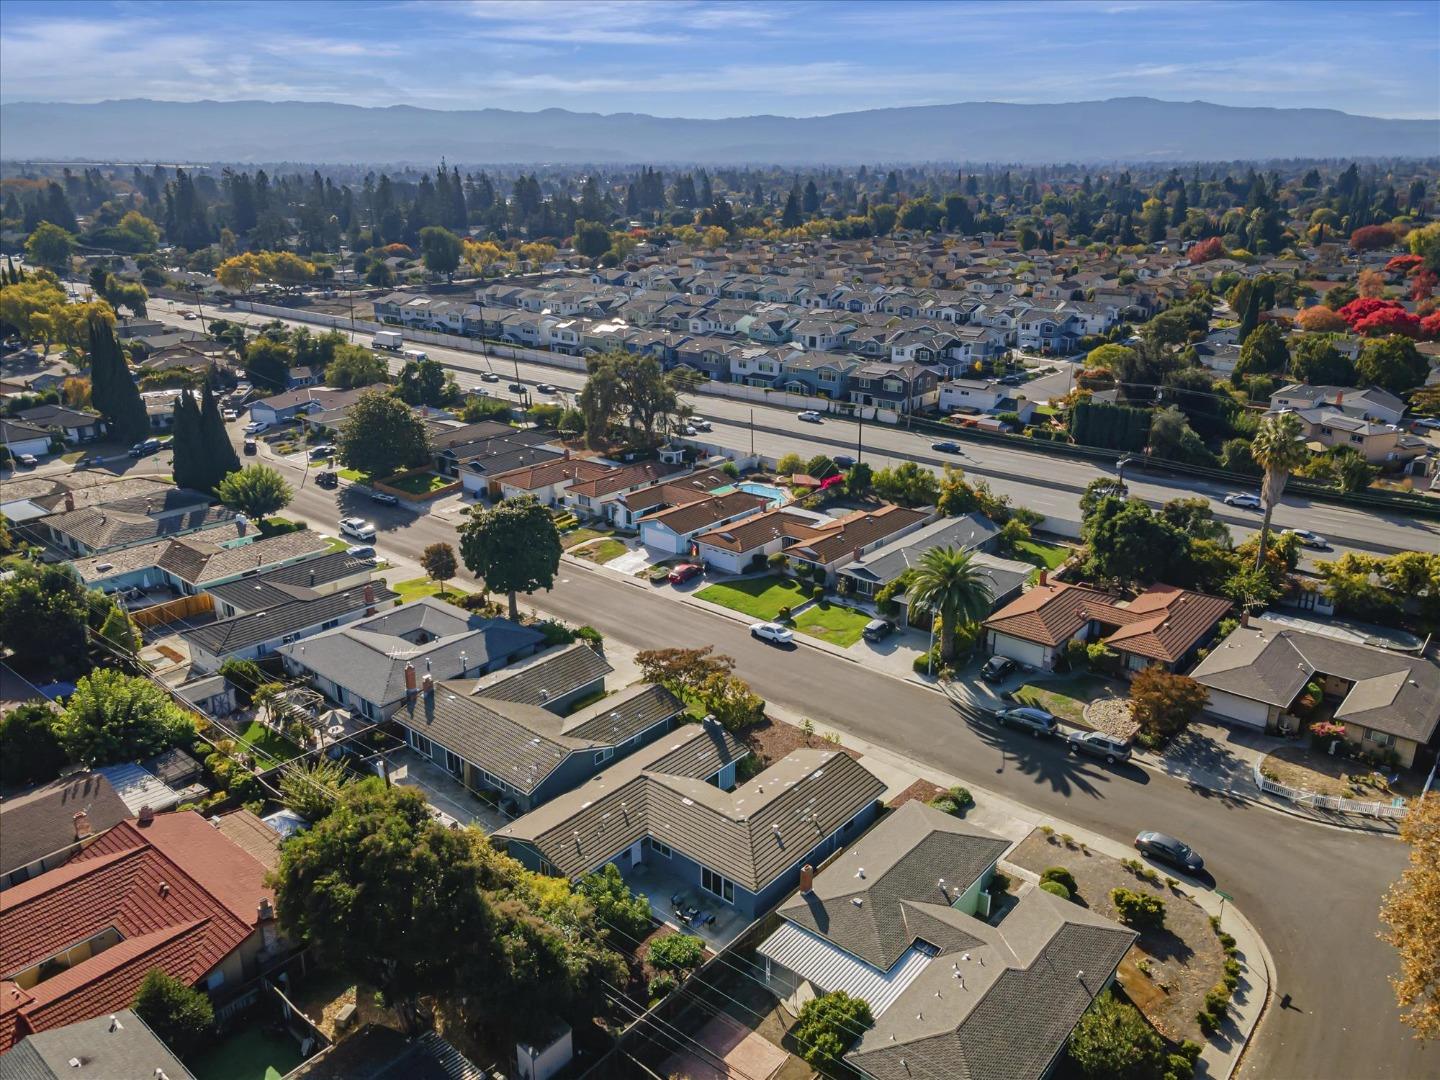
[989,633,1050,669]
[1204,689,1270,731]
[640,523,681,554]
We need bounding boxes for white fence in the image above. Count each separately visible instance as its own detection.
[1252,762,1408,820]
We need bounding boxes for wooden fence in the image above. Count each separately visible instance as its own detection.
[133,592,213,629]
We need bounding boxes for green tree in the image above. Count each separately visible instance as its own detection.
[326,344,389,388]
[199,380,241,484]
[792,991,873,1072]
[216,463,293,520]
[53,669,193,765]
[1148,406,1213,465]
[0,562,127,678]
[845,461,873,496]
[1160,497,1231,546]
[579,349,691,449]
[906,547,993,663]
[243,334,295,392]
[279,757,354,822]
[337,389,431,479]
[1235,321,1289,381]
[458,495,562,620]
[647,933,705,972]
[168,390,206,491]
[25,221,75,272]
[577,863,653,944]
[87,316,150,443]
[1329,447,1377,493]
[397,357,454,406]
[1083,499,1187,586]
[697,671,766,730]
[217,658,265,705]
[0,703,67,788]
[1067,991,1178,1080]
[1357,335,1428,395]
[573,219,612,260]
[871,461,939,507]
[420,541,459,595]
[418,225,462,279]
[776,452,806,476]
[1289,334,1356,386]
[1251,410,1308,571]
[132,969,214,1059]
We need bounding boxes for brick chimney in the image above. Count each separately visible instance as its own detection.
[137,805,155,827]
[799,864,815,893]
[363,582,376,615]
[422,673,434,698]
[256,898,275,925]
[1240,610,1250,629]
[73,809,92,840]
[404,661,417,700]
[1038,569,1048,586]
[64,491,75,512]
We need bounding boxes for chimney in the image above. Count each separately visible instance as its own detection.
[564,447,571,460]
[422,673,434,697]
[1240,611,1250,629]
[137,805,155,827]
[799,864,815,893]
[364,582,376,615]
[404,662,417,700]
[1038,569,1048,586]
[1334,391,1343,406]
[852,546,862,562]
[73,809,92,840]
[64,491,75,512]
[257,897,275,924]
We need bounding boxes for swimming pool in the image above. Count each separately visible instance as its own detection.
[711,481,789,506]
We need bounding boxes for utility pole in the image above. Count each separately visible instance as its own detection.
[749,409,754,458]
[856,406,865,463]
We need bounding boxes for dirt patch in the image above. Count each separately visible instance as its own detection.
[1262,744,1416,802]
[287,971,406,1042]
[887,778,947,809]
[1084,698,1140,742]
[1009,828,1227,1045]
[742,716,861,769]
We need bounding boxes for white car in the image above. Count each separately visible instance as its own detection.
[183,311,198,320]
[222,408,239,421]
[339,517,377,542]
[1283,528,1330,550]
[797,410,823,423]
[243,420,269,435]
[1223,492,1262,509]
[690,419,712,432]
[750,622,794,646]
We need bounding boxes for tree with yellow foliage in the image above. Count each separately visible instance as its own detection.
[1380,793,1440,1040]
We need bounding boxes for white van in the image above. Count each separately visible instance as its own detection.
[401,349,430,362]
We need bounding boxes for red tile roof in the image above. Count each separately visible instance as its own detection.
[0,812,273,1050]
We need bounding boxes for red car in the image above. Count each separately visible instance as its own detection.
[668,563,703,585]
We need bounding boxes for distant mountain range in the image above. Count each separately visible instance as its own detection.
[2,96,1436,165]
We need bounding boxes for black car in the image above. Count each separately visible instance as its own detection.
[369,490,399,506]
[128,438,163,458]
[832,454,855,469]
[862,619,893,642]
[243,439,258,456]
[315,470,338,488]
[1134,831,1204,873]
[980,655,1016,683]
[930,441,961,454]
[508,383,526,394]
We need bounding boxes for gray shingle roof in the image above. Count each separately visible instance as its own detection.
[181,583,396,656]
[1,1009,194,1080]
[0,773,131,878]
[563,683,684,742]
[472,642,613,708]
[836,514,1000,587]
[204,550,373,606]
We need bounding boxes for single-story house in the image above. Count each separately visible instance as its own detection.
[0,773,132,890]
[496,726,886,922]
[758,801,1136,1080]
[202,549,376,615]
[613,467,733,529]
[834,513,999,599]
[487,457,613,506]
[1,1008,195,1080]
[41,490,234,557]
[692,508,835,575]
[1189,616,1440,766]
[279,598,546,722]
[0,420,53,460]
[639,489,770,555]
[784,505,934,585]
[248,386,365,427]
[469,641,614,714]
[561,460,688,524]
[983,579,1231,674]
[14,405,105,444]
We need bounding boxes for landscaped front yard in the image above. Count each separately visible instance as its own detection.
[1261,744,1418,803]
[793,600,872,647]
[338,466,366,482]
[576,538,628,564]
[561,526,611,550]
[379,471,451,495]
[695,575,807,619]
[1013,674,1124,725]
[391,576,471,604]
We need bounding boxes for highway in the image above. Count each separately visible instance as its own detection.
[143,297,1440,561]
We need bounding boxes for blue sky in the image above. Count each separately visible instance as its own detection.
[2,0,1437,119]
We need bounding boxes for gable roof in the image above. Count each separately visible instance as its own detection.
[787,505,931,566]
[694,509,828,553]
[1,1008,194,1080]
[642,489,770,536]
[470,642,613,708]
[0,774,131,880]
[203,550,372,606]
[181,582,396,657]
[488,457,612,491]
[835,514,998,584]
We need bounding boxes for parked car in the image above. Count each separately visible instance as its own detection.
[244,420,269,435]
[930,440,961,454]
[797,410,823,423]
[750,622,795,646]
[1222,492,1262,509]
[994,706,1059,737]
[129,438,163,458]
[832,454,855,468]
[339,517,377,542]
[243,439,257,456]
[221,408,239,422]
[862,619,893,642]
[482,372,501,382]
[980,655,1016,683]
[999,373,1025,386]
[1134,831,1204,873]
[668,563,703,585]
[315,469,338,488]
[1282,528,1330,550]
[15,453,38,467]
[309,444,336,459]
[369,490,399,506]
[1067,730,1132,763]
[346,544,376,559]
[182,311,198,320]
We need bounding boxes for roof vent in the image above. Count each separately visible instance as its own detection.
[851,897,864,907]
[109,1015,122,1032]
[856,867,865,879]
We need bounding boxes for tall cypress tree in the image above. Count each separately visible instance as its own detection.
[170,391,203,490]
[199,379,241,488]
[88,317,150,444]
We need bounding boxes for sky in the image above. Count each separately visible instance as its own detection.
[1,0,1437,120]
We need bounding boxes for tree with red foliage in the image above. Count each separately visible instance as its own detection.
[1351,224,1401,251]
[1294,306,1349,333]
[1337,297,1405,329]
[1412,270,1437,303]
[1353,308,1422,338]
[1420,312,1440,342]
[1386,254,1424,276]
[1188,237,1224,265]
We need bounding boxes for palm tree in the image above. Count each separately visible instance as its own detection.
[906,547,993,664]
[1251,410,1308,571]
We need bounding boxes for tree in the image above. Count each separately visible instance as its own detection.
[132,969,214,1059]
[25,222,75,272]
[573,219,612,260]
[243,334,295,391]
[279,757,354,822]
[397,357,454,406]
[199,379,240,480]
[458,495,562,620]
[1350,224,1400,251]
[871,461,940,507]
[270,779,496,1007]
[1293,305,1348,334]
[579,349,691,449]
[1289,334,1356,386]
[217,658,265,705]
[776,452,806,476]
[1358,335,1428,394]
[216,464,293,520]
[1188,237,1224,264]
[1160,497,1231,546]
[1083,498,1187,585]
[87,316,150,443]
[169,390,205,491]
[906,547,993,663]
[1250,410,1307,571]
[1067,991,1179,1080]
[577,863,652,944]
[636,645,735,698]
[418,225,462,279]
[1129,667,1207,742]
[1148,407,1212,465]
[0,562,128,679]
[846,461,873,496]
[1380,793,1440,1041]
[53,669,193,765]
[337,389,431,480]
[216,252,264,293]
[791,991,873,1072]
[0,703,67,788]
[1235,321,1289,380]
[697,671,766,730]
[326,344,389,388]
[420,542,458,595]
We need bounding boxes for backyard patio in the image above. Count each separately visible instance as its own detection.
[622,859,752,950]
[387,746,511,832]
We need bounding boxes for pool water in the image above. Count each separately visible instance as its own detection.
[712,481,788,506]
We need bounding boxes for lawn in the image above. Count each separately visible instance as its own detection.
[379,471,451,495]
[577,538,628,564]
[1012,675,1121,725]
[793,601,872,647]
[235,720,303,763]
[322,535,350,553]
[189,1024,308,1080]
[60,449,86,463]
[392,576,471,604]
[562,526,611,551]
[1011,538,1069,571]
[695,575,807,619]
[337,466,366,482]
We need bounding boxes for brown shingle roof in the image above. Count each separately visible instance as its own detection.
[694,509,827,553]
[643,490,769,536]
[788,505,931,566]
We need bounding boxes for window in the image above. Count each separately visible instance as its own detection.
[702,867,735,904]
[593,748,614,765]
[205,970,225,991]
[653,841,673,859]
[409,729,433,756]
[1366,729,1395,748]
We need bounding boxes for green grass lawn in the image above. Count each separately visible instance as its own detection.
[235,720,303,763]
[256,517,305,538]
[322,535,350,553]
[1011,538,1069,571]
[1013,675,1121,725]
[392,576,471,604]
[793,601,872,647]
[695,575,807,619]
[338,466,366,482]
[379,471,451,495]
[189,1025,307,1080]
[561,527,610,551]
[577,538,628,564]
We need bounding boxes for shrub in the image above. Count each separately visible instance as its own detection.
[777,605,793,621]
[767,551,790,571]
[721,461,740,479]
[810,584,826,600]
[1061,638,1089,672]
[132,968,214,1058]
[648,973,678,1001]
[1067,990,1171,1079]
[1110,887,1167,930]
[792,991,874,1072]
[578,863,652,944]
[647,932,705,972]
[530,618,576,646]
[1041,866,1077,893]
[575,625,604,649]
[945,785,974,810]
[1197,984,1233,1033]
[1040,880,1072,900]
